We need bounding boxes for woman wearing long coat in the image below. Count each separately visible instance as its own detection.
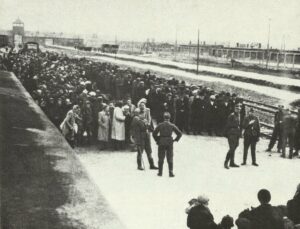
[111,101,126,149]
[98,105,110,149]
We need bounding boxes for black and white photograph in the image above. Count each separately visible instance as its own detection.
[0,0,300,228]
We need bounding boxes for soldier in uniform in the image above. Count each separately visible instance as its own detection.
[281,108,297,159]
[241,108,260,166]
[130,108,158,170]
[266,105,284,153]
[224,104,241,169]
[153,112,182,177]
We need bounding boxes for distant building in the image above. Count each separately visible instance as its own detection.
[0,18,84,48]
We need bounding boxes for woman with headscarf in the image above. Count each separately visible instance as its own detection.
[97,104,110,150]
[60,105,80,148]
[186,195,217,229]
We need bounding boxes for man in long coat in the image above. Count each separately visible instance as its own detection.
[111,101,126,150]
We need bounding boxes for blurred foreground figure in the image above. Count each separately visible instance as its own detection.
[186,195,217,229]
[236,189,285,229]
[287,184,300,226]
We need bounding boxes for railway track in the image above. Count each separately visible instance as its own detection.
[242,99,298,138]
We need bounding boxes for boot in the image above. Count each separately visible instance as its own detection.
[149,158,158,170]
[224,154,230,169]
[157,162,163,176]
[289,152,293,159]
[168,162,175,177]
[137,153,144,170]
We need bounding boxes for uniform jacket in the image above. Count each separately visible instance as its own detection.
[225,112,240,137]
[243,115,260,139]
[282,114,297,134]
[130,116,148,146]
[274,110,284,126]
[152,121,182,146]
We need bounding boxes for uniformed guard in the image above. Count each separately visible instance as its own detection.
[130,108,158,170]
[152,112,182,177]
[242,108,260,166]
[224,104,241,169]
[266,105,284,153]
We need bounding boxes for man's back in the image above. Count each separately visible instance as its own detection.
[251,204,284,229]
[153,121,182,146]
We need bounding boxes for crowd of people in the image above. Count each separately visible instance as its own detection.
[0,49,246,145]
[186,184,300,229]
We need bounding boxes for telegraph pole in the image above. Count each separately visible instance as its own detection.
[265,18,271,69]
[174,26,178,61]
[196,29,200,74]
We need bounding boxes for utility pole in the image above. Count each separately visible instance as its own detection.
[196,29,200,74]
[265,18,271,69]
[174,27,178,61]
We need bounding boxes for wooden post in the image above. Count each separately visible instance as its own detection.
[276,52,279,69]
[292,54,295,69]
[284,53,287,68]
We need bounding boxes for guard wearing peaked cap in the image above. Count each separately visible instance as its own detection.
[241,108,260,166]
[224,104,241,169]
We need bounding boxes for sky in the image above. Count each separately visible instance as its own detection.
[0,0,299,49]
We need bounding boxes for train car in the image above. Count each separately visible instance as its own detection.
[101,44,119,54]
[0,35,9,47]
[22,42,40,53]
[75,46,92,52]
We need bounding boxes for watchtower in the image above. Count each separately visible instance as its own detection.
[12,18,25,48]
